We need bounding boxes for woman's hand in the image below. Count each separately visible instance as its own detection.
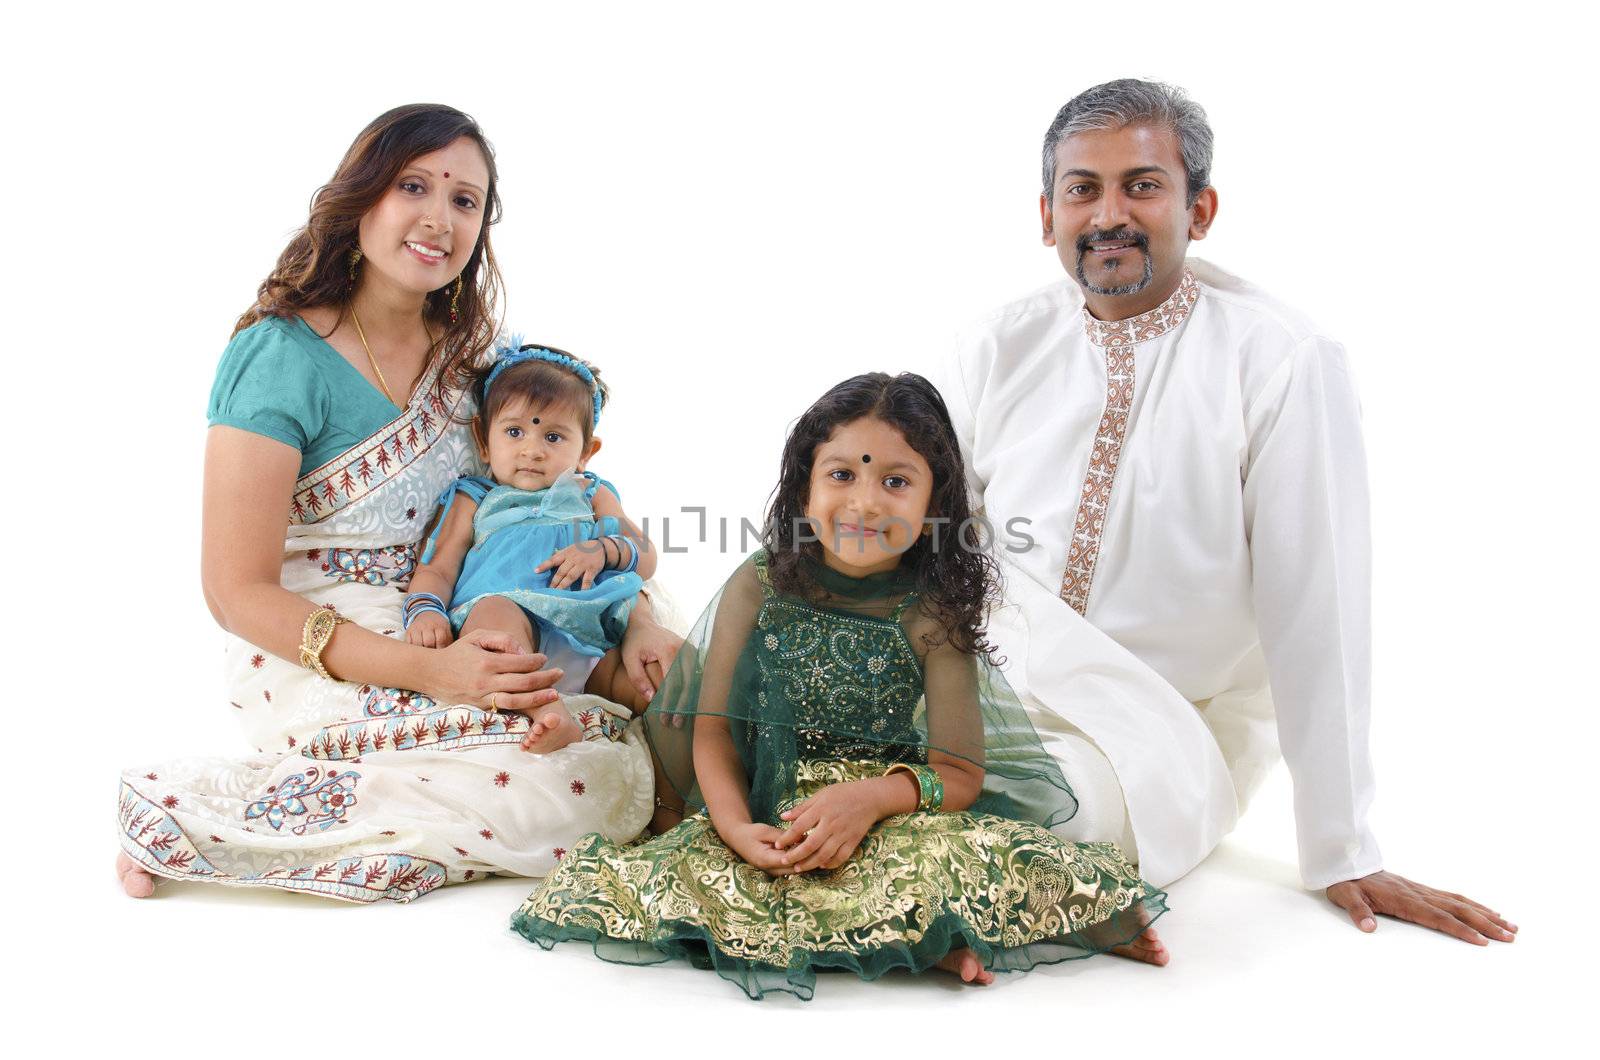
[619,606,683,704]
[536,541,607,590]
[419,628,564,714]
[772,779,887,872]
[404,611,455,649]
[719,821,794,877]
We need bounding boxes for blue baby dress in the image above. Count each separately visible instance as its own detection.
[422,471,644,658]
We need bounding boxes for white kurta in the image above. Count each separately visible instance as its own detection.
[939,259,1381,889]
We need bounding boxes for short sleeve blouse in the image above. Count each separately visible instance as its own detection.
[207,316,403,478]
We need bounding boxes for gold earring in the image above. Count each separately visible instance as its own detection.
[449,274,464,324]
[347,247,362,290]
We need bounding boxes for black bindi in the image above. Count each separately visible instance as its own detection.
[861,454,872,464]
[532,416,541,425]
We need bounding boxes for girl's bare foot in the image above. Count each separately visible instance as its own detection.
[520,706,583,753]
[1110,925,1169,966]
[934,947,995,985]
[116,851,155,898]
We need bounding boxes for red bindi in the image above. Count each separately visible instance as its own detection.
[443,171,450,178]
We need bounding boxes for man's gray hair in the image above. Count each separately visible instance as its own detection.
[1042,79,1213,206]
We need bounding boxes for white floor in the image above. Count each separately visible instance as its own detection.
[39,765,1565,1058]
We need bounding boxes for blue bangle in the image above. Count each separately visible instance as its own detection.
[402,592,448,630]
[610,535,640,574]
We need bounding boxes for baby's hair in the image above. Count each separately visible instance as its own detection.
[763,371,1001,660]
[472,344,609,446]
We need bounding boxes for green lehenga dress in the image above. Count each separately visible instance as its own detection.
[512,552,1165,999]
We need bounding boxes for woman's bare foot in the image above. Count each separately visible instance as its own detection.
[934,947,995,986]
[1109,925,1169,966]
[116,851,155,898]
[520,705,583,753]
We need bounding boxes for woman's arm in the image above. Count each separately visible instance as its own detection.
[202,425,560,712]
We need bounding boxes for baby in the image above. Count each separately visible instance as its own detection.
[404,343,657,753]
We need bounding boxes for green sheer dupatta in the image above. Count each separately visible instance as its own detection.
[643,551,1079,828]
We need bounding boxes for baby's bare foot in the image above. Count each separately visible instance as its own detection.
[934,947,995,986]
[520,706,583,754]
[116,851,155,898]
[1110,925,1169,966]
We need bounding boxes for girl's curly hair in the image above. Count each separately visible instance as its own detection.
[763,371,1001,660]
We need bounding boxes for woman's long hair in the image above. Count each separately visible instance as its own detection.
[233,103,504,391]
[763,372,1000,660]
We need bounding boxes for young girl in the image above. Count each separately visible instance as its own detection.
[511,371,1167,999]
[405,342,657,754]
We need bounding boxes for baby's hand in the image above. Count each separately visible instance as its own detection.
[405,611,455,649]
[536,540,607,591]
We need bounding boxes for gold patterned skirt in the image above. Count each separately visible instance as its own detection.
[510,760,1165,999]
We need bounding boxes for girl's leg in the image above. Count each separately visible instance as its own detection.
[587,650,685,835]
[463,598,582,754]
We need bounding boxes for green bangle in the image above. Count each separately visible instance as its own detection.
[886,763,944,812]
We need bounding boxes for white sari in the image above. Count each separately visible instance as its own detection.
[117,363,653,902]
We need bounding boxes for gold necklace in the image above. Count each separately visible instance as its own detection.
[350,308,434,406]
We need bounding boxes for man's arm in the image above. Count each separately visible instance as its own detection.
[1244,335,1514,944]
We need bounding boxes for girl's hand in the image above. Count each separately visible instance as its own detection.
[404,611,455,649]
[620,609,683,706]
[420,629,564,714]
[719,821,795,877]
[536,541,607,590]
[773,780,884,872]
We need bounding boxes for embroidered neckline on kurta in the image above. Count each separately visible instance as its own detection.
[1079,267,1200,348]
[1060,268,1201,615]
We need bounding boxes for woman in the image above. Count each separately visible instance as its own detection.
[115,104,679,902]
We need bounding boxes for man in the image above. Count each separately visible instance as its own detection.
[939,79,1514,945]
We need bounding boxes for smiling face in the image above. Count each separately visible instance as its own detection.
[804,416,935,577]
[1041,123,1216,319]
[477,396,598,491]
[357,136,491,299]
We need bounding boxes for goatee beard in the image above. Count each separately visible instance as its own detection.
[1075,229,1154,297]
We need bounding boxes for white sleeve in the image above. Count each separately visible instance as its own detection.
[934,331,986,511]
[1243,335,1383,889]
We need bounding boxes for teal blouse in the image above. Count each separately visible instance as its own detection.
[207,315,406,479]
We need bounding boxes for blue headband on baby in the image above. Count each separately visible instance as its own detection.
[483,338,604,429]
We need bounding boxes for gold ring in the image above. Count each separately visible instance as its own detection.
[488,693,499,713]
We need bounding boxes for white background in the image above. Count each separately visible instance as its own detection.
[7,0,1591,1054]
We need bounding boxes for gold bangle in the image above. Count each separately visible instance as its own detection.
[298,606,347,681]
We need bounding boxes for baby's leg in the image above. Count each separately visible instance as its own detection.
[463,599,581,754]
[586,649,685,835]
[459,595,538,655]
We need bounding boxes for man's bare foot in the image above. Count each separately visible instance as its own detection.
[934,947,995,985]
[1110,925,1169,966]
[520,706,582,753]
[116,851,155,898]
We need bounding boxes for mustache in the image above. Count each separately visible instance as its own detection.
[1075,228,1150,253]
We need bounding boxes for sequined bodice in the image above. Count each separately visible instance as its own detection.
[751,591,926,764]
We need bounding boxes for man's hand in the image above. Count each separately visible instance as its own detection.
[1326,870,1517,945]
